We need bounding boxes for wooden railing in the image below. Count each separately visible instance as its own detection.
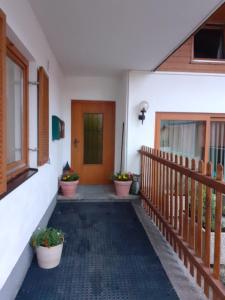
[140,146,225,300]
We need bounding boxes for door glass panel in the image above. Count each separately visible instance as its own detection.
[6,56,24,164]
[160,120,206,160]
[84,113,103,164]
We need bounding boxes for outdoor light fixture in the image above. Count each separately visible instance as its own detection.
[138,101,149,124]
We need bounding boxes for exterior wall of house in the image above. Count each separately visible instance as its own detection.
[63,74,127,172]
[0,0,66,294]
[2,0,225,296]
[157,36,225,74]
[126,70,225,173]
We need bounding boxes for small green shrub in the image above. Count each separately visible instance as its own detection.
[61,172,79,182]
[202,191,225,232]
[112,172,133,181]
[31,227,64,248]
[186,180,225,232]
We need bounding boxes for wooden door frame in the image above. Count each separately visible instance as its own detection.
[71,99,116,183]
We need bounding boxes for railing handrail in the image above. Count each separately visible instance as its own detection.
[139,148,225,193]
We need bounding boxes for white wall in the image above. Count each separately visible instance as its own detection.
[0,0,66,289]
[127,71,225,173]
[63,75,127,172]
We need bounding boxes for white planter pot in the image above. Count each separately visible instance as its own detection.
[36,243,63,269]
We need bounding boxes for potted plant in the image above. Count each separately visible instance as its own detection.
[60,172,79,197]
[31,227,64,269]
[113,172,133,197]
[201,192,225,264]
[186,188,225,264]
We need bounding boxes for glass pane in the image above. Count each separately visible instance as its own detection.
[210,122,225,178]
[6,57,23,164]
[84,113,103,164]
[160,120,205,160]
[194,28,225,59]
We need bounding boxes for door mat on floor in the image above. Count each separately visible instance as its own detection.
[16,202,179,300]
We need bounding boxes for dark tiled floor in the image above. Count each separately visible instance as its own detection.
[16,202,178,300]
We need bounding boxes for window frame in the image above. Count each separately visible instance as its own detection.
[191,24,225,64]
[6,38,29,180]
[0,9,7,195]
[155,112,225,164]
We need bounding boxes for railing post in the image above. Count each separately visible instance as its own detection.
[156,149,160,226]
[213,164,223,279]
[165,153,169,222]
[140,146,145,208]
[189,159,196,250]
[179,156,183,238]
[174,155,178,231]
[204,162,212,297]
[184,157,189,244]
[204,162,212,268]
[196,160,204,286]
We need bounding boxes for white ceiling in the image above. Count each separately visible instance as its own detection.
[28,0,224,76]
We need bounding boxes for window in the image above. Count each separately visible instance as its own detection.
[155,113,225,178]
[160,120,205,160]
[193,26,225,61]
[6,40,28,179]
[0,10,39,198]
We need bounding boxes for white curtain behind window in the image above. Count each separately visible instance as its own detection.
[160,120,205,161]
[6,57,23,164]
[210,122,225,177]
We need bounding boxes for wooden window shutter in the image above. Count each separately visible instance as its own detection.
[38,67,49,166]
[0,10,6,195]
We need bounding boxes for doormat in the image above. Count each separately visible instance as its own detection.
[16,202,178,300]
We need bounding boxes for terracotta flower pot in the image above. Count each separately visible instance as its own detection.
[114,180,132,197]
[60,180,79,197]
[36,243,63,269]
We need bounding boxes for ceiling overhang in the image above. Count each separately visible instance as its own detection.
[28,0,225,76]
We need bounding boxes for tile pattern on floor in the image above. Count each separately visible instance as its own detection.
[16,202,178,300]
[133,202,207,300]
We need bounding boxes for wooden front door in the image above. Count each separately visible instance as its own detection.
[71,100,115,184]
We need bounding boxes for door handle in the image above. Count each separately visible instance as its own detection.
[74,138,80,147]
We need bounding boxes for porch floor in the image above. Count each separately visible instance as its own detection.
[57,184,140,201]
[16,186,207,300]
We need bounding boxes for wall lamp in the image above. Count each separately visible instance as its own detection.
[138,101,149,124]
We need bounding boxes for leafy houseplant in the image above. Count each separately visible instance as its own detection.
[61,173,79,182]
[60,172,80,197]
[112,172,133,182]
[113,172,133,196]
[195,188,225,264]
[201,190,225,232]
[31,227,64,269]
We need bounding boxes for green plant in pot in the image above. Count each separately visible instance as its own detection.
[60,172,80,197]
[31,227,64,269]
[112,172,133,197]
[201,190,225,232]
